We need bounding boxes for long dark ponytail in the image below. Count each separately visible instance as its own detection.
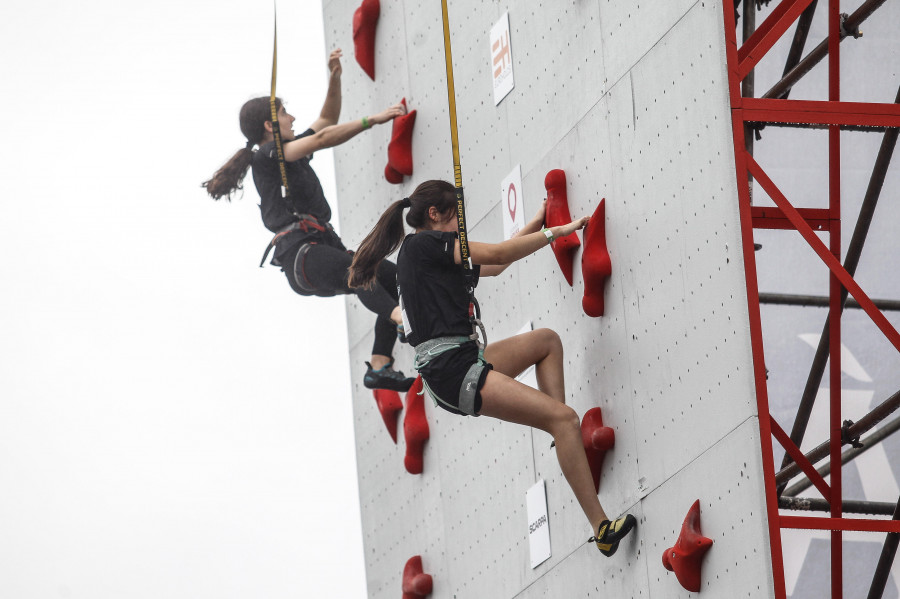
[202,96,282,200]
[349,180,457,288]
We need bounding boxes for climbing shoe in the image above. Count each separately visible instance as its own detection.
[397,323,408,344]
[363,361,415,392]
[591,514,637,557]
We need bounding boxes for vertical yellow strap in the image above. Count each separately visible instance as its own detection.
[440,0,471,268]
[270,6,289,195]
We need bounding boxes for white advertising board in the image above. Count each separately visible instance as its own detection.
[526,479,552,568]
[501,164,526,240]
[490,12,515,105]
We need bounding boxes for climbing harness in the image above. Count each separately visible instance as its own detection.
[258,214,330,267]
[440,0,487,348]
[413,336,486,416]
[270,6,289,198]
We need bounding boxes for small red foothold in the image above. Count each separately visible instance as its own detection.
[385,98,417,184]
[662,499,713,593]
[372,388,402,443]
[582,199,612,317]
[384,163,404,184]
[403,376,429,474]
[581,407,615,493]
[544,169,581,286]
[402,555,433,599]
[352,0,379,80]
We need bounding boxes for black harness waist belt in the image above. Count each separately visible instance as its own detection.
[259,214,329,267]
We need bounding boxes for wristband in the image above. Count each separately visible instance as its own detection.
[361,116,370,129]
[541,227,554,244]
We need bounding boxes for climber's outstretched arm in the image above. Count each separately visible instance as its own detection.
[309,49,343,133]
[476,201,560,277]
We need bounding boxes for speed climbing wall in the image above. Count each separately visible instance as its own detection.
[324,0,774,596]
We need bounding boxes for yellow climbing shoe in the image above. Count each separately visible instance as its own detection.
[592,514,637,557]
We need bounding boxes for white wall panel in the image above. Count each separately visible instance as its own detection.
[323,0,774,596]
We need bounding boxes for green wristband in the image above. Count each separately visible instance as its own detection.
[361,116,370,129]
[541,227,554,243]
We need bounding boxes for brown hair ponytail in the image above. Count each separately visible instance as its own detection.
[349,180,457,288]
[349,199,410,288]
[202,96,281,201]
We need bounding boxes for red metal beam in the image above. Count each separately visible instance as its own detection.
[751,206,832,230]
[770,416,832,502]
[737,0,816,80]
[740,98,900,128]
[745,154,900,353]
[781,516,900,534]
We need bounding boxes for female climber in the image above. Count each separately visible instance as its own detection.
[203,48,414,392]
[347,180,637,556]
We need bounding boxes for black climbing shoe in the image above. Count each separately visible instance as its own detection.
[591,514,637,557]
[364,361,415,392]
[397,323,408,344]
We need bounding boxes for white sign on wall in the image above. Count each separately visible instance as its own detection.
[490,12,515,105]
[501,164,526,240]
[526,480,551,568]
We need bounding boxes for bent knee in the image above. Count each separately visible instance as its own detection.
[534,328,563,351]
[551,404,581,434]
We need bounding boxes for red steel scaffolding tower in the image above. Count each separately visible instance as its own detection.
[721,0,900,597]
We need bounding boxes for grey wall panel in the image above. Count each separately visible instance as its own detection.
[501,1,607,179]
[605,1,756,494]
[596,0,698,91]
[642,418,774,598]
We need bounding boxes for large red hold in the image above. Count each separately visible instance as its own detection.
[580,407,615,493]
[662,500,714,592]
[352,0,379,80]
[385,98,417,184]
[372,388,402,443]
[402,555,433,599]
[403,376,429,474]
[581,199,612,317]
[544,169,581,286]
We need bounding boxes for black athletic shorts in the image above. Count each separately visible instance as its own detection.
[418,341,493,417]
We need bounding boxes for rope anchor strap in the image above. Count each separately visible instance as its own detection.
[270,5,289,197]
[441,0,486,347]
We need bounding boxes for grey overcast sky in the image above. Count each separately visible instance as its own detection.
[0,1,368,597]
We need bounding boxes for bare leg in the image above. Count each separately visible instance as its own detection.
[478,370,607,532]
[483,328,565,402]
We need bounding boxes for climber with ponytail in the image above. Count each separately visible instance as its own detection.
[202,48,415,392]
[349,179,637,558]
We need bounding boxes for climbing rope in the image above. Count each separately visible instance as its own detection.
[439,0,487,347]
[270,5,289,198]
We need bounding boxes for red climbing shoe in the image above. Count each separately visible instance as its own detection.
[591,514,637,557]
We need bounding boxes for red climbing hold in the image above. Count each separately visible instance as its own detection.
[662,499,713,593]
[352,0,379,80]
[580,407,615,493]
[384,163,404,185]
[402,555,433,599]
[403,376,429,474]
[582,198,611,317]
[544,169,581,286]
[372,388,402,443]
[385,98,417,184]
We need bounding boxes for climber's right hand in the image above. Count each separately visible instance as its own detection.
[371,102,407,125]
[552,216,590,239]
